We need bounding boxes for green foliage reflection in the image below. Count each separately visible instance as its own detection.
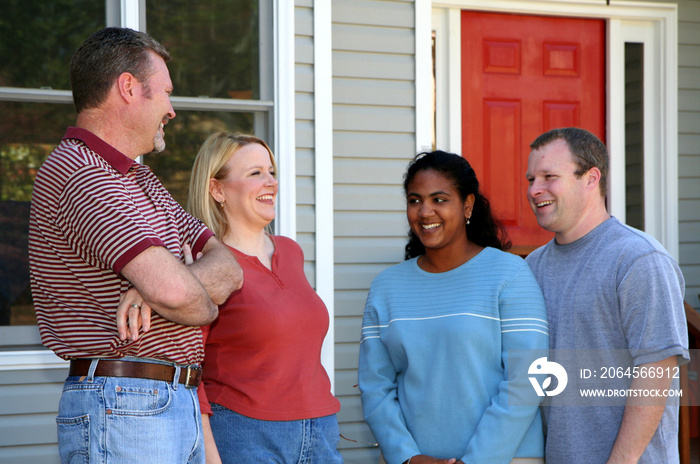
[147,0,260,99]
[0,0,105,89]
[146,110,255,207]
[0,101,76,326]
[0,102,75,202]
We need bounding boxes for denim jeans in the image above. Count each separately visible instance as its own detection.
[56,359,204,464]
[209,403,343,463]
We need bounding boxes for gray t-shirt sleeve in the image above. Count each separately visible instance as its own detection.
[618,251,689,366]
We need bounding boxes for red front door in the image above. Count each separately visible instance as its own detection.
[461,11,605,252]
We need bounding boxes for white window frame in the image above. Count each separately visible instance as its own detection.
[0,0,295,369]
[424,0,679,258]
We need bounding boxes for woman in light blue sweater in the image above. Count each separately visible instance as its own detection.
[359,151,549,464]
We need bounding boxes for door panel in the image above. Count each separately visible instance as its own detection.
[461,11,605,250]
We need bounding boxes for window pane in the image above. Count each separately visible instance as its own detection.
[147,110,256,207]
[0,102,76,326]
[0,0,105,90]
[0,104,256,326]
[146,0,262,100]
[625,43,644,231]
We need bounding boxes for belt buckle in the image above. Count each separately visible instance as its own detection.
[183,364,201,388]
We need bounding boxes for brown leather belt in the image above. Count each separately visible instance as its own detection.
[69,359,202,388]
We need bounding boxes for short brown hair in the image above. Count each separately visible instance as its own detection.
[70,27,171,113]
[530,127,608,196]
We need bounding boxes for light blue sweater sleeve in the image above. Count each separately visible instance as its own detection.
[360,300,420,464]
[359,286,421,464]
[459,262,549,463]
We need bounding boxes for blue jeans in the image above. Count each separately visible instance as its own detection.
[56,359,204,464]
[209,404,343,463]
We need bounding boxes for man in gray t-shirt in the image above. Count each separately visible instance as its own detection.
[524,127,688,464]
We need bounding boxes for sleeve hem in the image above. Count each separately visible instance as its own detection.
[113,237,166,275]
[192,229,215,256]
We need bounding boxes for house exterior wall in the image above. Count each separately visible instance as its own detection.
[328,1,700,463]
[295,0,317,261]
[330,1,416,461]
[674,0,700,310]
[1,1,699,462]
[0,366,64,462]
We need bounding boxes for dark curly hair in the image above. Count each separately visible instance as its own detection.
[403,150,510,259]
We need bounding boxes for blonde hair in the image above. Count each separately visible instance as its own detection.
[187,131,277,238]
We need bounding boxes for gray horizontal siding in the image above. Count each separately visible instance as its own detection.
[334,105,415,133]
[335,237,407,263]
[296,62,314,93]
[295,2,316,267]
[341,446,383,464]
[679,89,700,111]
[334,158,411,184]
[335,211,408,237]
[334,50,415,80]
[296,119,314,149]
[334,131,417,159]
[296,91,314,121]
[336,289,375,317]
[332,1,416,460]
[335,185,405,211]
[333,0,414,28]
[0,445,60,464]
[675,0,700,308]
[334,78,415,106]
[334,24,415,54]
[297,204,315,233]
[0,368,65,463]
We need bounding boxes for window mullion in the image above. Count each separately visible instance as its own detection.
[0,88,73,104]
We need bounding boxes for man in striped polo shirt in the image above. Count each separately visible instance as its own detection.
[28,28,242,463]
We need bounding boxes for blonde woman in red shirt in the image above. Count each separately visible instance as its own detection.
[187,132,342,464]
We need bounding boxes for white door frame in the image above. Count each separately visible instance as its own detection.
[423,0,679,258]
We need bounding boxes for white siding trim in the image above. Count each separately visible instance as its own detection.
[0,351,68,371]
[432,8,462,153]
[663,9,679,260]
[276,0,297,239]
[432,0,675,20]
[430,0,679,258]
[120,0,140,29]
[313,0,336,392]
[610,15,679,258]
[607,19,627,225]
[416,0,433,153]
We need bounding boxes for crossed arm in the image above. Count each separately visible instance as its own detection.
[117,236,242,339]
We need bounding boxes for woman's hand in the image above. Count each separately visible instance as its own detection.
[183,243,203,265]
[116,287,152,341]
[201,413,223,464]
[406,455,463,464]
